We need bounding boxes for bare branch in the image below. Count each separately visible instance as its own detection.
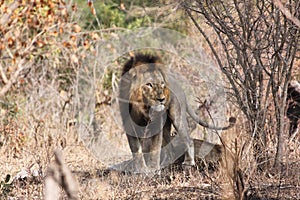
[0,63,8,84]
[184,0,299,171]
[273,0,300,28]
[45,150,79,200]
[0,1,20,26]
[0,59,26,97]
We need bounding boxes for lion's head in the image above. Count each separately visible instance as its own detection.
[128,63,170,114]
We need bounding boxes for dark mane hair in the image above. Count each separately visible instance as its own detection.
[122,54,161,75]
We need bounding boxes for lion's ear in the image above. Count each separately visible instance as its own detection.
[128,68,137,79]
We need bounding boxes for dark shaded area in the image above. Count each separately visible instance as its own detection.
[246,161,300,200]
[286,81,300,136]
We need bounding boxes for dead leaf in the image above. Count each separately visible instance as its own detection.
[88,1,96,15]
[71,54,79,64]
[70,35,76,41]
[61,8,67,16]
[51,31,58,37]
[7,37,15,47]
[83,40,90,49]
[72,24,81,33]
[120,3,126,10]
[91,32,100,40]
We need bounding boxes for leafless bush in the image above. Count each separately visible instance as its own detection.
[182,0,299,198]
[183,0,299,169]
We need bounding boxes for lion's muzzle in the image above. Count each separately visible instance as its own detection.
[151,104,165,112]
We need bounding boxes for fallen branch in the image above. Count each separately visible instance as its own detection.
[45,149,79,200]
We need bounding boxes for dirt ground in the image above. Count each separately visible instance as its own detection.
[1,123,299,200]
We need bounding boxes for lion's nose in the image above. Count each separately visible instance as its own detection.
[157,97,165,103]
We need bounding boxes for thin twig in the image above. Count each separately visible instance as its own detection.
[0,63,8,84]
[273,0,300,28]
[0,1,20,26]
[0,59,26,97]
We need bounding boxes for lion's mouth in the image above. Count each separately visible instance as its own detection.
[151,104,165,112]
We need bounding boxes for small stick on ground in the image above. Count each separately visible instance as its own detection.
[45,149,79,200]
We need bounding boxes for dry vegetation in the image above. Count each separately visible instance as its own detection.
[0,0,299,199]
[1,100,299,199]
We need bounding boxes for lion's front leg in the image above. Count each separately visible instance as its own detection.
[126,134,148,173]
[143,133,163,173]
[144,111,166,173]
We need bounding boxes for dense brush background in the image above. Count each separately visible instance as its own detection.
[0,0,299,199]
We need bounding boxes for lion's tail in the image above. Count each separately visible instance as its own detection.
[187,105,236,130]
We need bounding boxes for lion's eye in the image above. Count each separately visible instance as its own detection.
[146,83,153,88]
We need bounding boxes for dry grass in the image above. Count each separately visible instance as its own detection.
[1,100,299,199]
[0,123,222,199]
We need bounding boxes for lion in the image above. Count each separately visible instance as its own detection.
[119,54,235,173]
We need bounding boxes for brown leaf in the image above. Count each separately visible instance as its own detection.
[72,24,81,33]
[36,40,45,48]
[59,26,64,34]
[83,40,90,49]
[120,3,126,11]
[90,7,96,15]
[61,8,67,16]
[49,1,55,8]
[70,35,76,41]
[7,37,15,47]
[63,41,71,48]
[72,4,77,12]
[7,66,13,73]
[51,31,58,37]
[71,54,79,64]
[91,33,100,40]
[19,78,25,84]
[88,1,96,15]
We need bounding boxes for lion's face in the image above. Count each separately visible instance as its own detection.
[129,64,170,113]
[142,79,167,112]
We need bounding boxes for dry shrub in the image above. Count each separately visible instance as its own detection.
[217,107,300,200]
[0,0,99,198]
